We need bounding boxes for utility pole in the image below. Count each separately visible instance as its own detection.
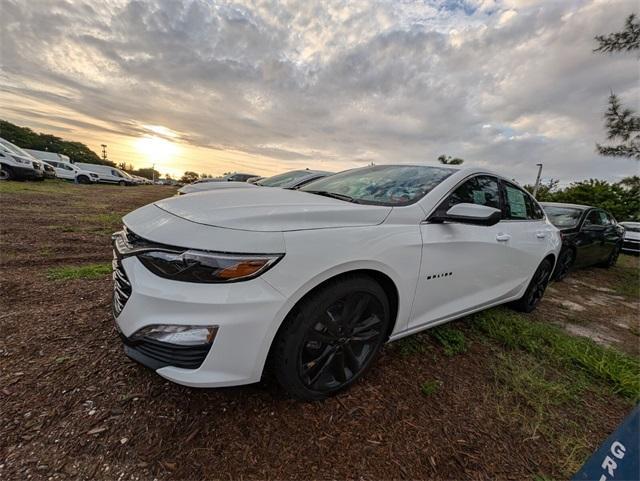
[532,163,543,199]
[101,144,108,162]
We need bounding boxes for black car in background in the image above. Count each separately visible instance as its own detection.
[541,202,624,280]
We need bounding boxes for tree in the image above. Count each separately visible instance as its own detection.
[523,178,559,201]
[594,14,640,160]
[596,93,640,159]
[180,171,200,184]
[536,176,639,221]
[594,13,640,53]
[437,154,464,165]
[0,119,111,165]
[131,167,160,180]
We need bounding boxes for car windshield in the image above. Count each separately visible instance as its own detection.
[543,206,583,228]
[257,170,314,187]
[299,165,456,206]
[0,138,33,158]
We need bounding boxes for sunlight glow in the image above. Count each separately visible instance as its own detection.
[135,135,179,164]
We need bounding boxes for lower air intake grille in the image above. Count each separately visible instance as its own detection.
[112,253,131,317]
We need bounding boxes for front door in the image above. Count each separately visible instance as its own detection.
[410,175,516,328]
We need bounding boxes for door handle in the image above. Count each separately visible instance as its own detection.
[496,233,511,242]
[536,231,546,239]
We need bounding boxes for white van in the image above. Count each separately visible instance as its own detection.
[44,159,100,184]
[24,149,72,164]
[0,137,41,181]
[76,163,136,185]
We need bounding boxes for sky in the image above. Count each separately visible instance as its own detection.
[1,0,638,183]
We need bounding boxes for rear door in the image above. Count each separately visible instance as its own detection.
[411,175,516,328]
[578,210,607,265]
[499,180,554,288]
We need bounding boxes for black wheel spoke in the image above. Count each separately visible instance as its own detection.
[306,329,335,344]
[341,294,369,330]
[351,329,379,342]
[306,347,337,385]
[332,351,348,383]
[343,344,362,372]
[352,315,382,335]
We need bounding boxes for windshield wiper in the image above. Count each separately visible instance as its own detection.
[304,190,358,203]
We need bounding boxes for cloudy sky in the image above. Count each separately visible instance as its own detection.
[1,0,638,182]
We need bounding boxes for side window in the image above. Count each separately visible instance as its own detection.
[524,193,545,220]
[444,175,500,211]
[585,210,605,226]
[503,182,536,220]
[111,170,122,177]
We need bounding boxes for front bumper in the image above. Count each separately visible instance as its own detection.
[112,254,287,387]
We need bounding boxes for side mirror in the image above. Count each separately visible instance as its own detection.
[431,203,502,227]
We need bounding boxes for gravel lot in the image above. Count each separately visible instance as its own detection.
[1,181,638,480]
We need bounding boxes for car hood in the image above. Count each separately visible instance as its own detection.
[154,187,392,232]
[178,181,256,195]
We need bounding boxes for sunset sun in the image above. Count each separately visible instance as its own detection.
[134,134,178,164]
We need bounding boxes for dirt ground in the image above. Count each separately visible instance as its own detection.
[1,181,638,481]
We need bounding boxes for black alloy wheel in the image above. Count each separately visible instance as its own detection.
[273,275,390,400]
[554,248,575,281]
[512,258,553,313]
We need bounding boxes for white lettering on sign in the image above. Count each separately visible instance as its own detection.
[598,440,627,480]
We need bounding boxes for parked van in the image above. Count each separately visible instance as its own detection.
[76,163,136,186]
[44,160,100,184]
[0,137,41,181]
[24,149,72,165]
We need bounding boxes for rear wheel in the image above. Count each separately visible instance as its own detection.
[511,258,553,313]
[0,165,13,181]
[272,275,390,400]
[599,243,621,268]
[553,248,574,281]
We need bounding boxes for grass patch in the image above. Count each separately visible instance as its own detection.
[48,263,112,281]
[473,307,640,400]
[80,213,123,226]
[394,334,431,357]
[0,179,73,194]
[491,352,593,477]
[419,379,442,396]
[613,255,640,299]
[430,325,468,356]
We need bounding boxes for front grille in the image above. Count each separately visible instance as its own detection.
[120,334,212,370]
[112,253,132,317]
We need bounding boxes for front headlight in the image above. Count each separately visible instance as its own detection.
[12,156,31,165]
[137,249,282,283]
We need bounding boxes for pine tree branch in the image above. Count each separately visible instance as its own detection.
[594,14,640,53]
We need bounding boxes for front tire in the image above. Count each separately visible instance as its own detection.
[272,275,390,401]
[0,165,13,181]
[118,180,126,186]
[77,175,90,184]
[511,258,553,313]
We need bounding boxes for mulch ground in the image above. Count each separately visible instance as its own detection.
[0,183,635,480]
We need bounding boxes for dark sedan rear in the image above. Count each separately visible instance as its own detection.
[541,202,624,280]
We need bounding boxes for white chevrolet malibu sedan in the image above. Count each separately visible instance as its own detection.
[112,164,561,400]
